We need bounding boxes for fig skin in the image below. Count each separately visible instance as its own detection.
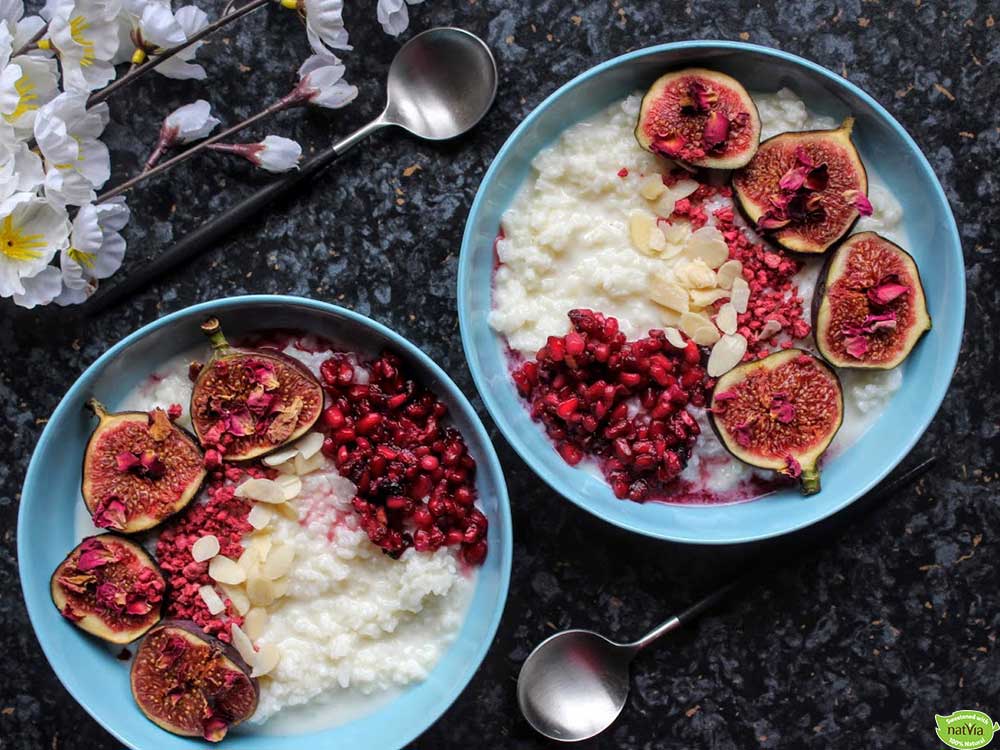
[709,350,843,495]
[732,119,869,254]
[50,534,165,644]
[82,402,207,534]
[190,318,324,461]
[634,67,762,170]
[813,231,932,369]
[130,620,259,742]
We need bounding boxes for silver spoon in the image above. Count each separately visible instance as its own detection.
[517,458,938,742]
[87,27,498,314]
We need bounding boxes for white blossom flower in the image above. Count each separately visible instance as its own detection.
[376,0,422,37]
[163,99,219,144]
[302,0,350,56]
[120,0,209,79]
[1,0,49,56]
[13,263,61,307]
[211,135,301,173]
[0,134,44,199]
[0,24,59,131]
[295,52,357,110]
[0,191,70,300]
[59,197,128,298]
[34,90,111,206]
[46,0,122,91]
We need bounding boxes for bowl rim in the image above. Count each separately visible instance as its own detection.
[457,39,964,544]
[17,294,513,749]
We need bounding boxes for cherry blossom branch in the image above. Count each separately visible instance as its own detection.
[11,22,48,57]
[97,92,306,202]
[88,0,272,107]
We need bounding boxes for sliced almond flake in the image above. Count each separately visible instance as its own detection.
[271,578,289,599]
[758,319,782,340]
[275,476,302,501]
[717,303,738,335]
[628,210,657,255]
[664,327,687,349]
[273,460,298,475]
[676,259,717,289]
[689,288,730,308]
[220,583,250,615]
[251,643,280,678]
[247,503,274,530]
[647,225,667,253]
[273,501,300,522]
[262,544,295,580]
[230,624,257,666]
[293,432,325,459]
[208,556,246,586]
[649,275,689,313]
[671,178,700,201]
[716,259,743,290]
[707,334,748,377]
[243,608,269,641]
[237,545,260,574]
[639,174,666,200]
[235,478,287,504]
[731,277,751,314]
[294,451,325,476]
[198,584,226,615]
[692,324,721,346]
[661,221,690,246]
[262,447,298,467]
[246,573,276,607]
[680,311,712,337]
[654,192,677,217]
[685,225,730,269]
[191,534,220,563]
[249,533,273,560]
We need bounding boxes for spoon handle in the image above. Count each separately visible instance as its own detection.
[85,118,388,316]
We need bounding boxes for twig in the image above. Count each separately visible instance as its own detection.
[11,21,48,57]
[88,0,271,107]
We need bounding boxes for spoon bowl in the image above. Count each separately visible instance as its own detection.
[384,27,498,140]
[517,630,634,742]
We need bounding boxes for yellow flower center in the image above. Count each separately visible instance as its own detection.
[69,16,95,67]
[279,0,299,8]
[0,215,46,262]
[2,75,39,124]
[68,247,97,269]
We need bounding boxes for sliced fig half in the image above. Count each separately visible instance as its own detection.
[634,67,761,169]
[50,534,165,643]
[709,350,843,495]
[131,620,259,742]
[813,231,931,369]
[190,318,324,461]
[83,403,206,533]
[733,119,869,254]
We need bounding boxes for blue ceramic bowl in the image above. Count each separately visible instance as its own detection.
[458,41,963,544]
[18,296,512,749]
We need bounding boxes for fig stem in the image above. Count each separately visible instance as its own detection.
[201,318,230,352]
[86,398,109,419]
[800,467,821,495]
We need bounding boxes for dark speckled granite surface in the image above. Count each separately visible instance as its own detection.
[1,1,997,748]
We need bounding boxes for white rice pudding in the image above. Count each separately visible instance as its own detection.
[107,341,476,730]
[491,88,906,499]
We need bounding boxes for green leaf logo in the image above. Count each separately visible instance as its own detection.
[935,710,999,749]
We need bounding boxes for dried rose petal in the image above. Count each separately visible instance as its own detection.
[863,311,898,331]
[769,392,796,424]
[844,336,869,359]
[702,111,730,151]
[783,454,802,478]
[246,385,275,415]
[116,451,141,473]
[93,497,128,530]
[252,361,280,390]
[224,408,256,437]
[148,408,172,441]
[77,540,115,571]
[680,80,717,114]
[653,134,686,156]
[843,189,873,216]
[867,277,909,306]
[139,450,167,480]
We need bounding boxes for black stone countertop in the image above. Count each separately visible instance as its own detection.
[1,1,997,748]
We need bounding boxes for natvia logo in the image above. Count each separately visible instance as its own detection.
[935,710,1000,749]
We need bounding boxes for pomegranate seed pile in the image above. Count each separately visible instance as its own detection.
[318,352,487,565]
[511,309,712,501]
